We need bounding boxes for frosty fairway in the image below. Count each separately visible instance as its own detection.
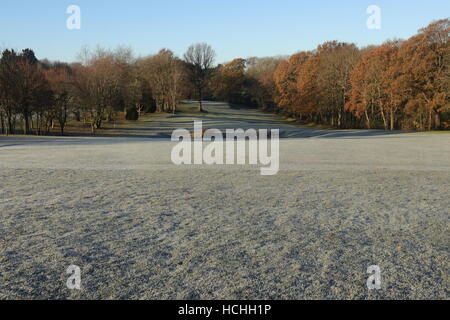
[171,121,280,175]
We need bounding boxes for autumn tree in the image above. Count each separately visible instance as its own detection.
[245,57,284,111]
[73,57,116,132]
[273,52,311,117]
[272,42,360,127]
[0,49,49,134]
[399,19,449,130]
[1,19,447,135]
[43,63,73,135]
[346,42,402,129]
[312,41,361,127]
[211,58,247,104]
[126,65,146,117]
[141,49,184,114]
[295,54,320,122]
[73,47,137,132]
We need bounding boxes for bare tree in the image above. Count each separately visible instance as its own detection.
[183,43,216,112]
[141,49,183,113]
[73,46,137,132]
[167,57,184,114]
[43,64,73,135]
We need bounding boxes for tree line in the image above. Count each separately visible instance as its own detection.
[0,19,448,135]
[0,43,215,135]
[213,19,449,130]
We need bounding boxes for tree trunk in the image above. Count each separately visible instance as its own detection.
[0,112,4,134]
[435,112,441,129]
[338,109,342,127]
[365,110,371,129]
[198,87,203,112]
[59,121,65,136]
[24,115,30,135]
[380,104,387,130]
[6,113,13,135]
[390,108,395,131]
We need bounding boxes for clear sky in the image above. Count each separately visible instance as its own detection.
[0,0,448,63]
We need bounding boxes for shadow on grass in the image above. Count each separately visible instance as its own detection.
[1,101,416,141]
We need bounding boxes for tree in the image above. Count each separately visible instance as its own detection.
[184,43,216,112]
[295,54,320,122]
[346,41,404,130]
[73,47,131,133]
[73,57,113,132]
[1,19,448,135]
[0,50,19,134]
[212,58,247,104]
[312,41,361,127]
[245,57,285,111]
[167,57,184,114]
[141,49,184,114]
[346,48,380,129]
[272,42,361,127]
[274,52,311,117]
[44,64,73,135]
[0,49,49,135]
[399,19,449,130]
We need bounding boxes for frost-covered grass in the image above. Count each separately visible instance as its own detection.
[0,102,449,300]
[0,166,448,300]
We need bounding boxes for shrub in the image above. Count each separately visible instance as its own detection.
[125,107,139,120]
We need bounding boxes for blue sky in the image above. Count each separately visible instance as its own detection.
[0,0,448,63]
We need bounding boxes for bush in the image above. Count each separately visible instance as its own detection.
[125,107,139,120]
